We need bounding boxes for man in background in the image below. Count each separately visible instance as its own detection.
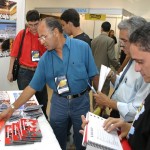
[92,21,120,95]
[7,10,48,119]
[60,8,91,46]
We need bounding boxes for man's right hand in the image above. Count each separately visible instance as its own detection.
[7,72,13,82]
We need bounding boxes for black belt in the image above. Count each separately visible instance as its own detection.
[58,89,87,100]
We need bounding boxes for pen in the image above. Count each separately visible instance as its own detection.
[87,82,97,94]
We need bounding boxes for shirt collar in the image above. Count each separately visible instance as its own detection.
[101,32,108,36]
[64,34,71,50]
[26,27,38,36]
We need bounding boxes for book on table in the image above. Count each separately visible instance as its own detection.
[5,118,42,146]
[19,118,42,142]
[82,112,123,150]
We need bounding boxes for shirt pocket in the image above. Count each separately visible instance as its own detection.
[69,62,88,80]
[115,79,136,103]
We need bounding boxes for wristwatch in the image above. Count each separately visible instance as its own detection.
[10,104,16,110]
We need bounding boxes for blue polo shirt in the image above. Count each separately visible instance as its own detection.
[29,36,98,95]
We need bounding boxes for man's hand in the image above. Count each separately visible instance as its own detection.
[7,72,13,82]
[103,117,131,140]
[93,92,110,107]
[0,107,14,122]
[79,115,89,135]
[93,92,117,110]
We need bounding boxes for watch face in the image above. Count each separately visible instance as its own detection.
[10,104,15,109]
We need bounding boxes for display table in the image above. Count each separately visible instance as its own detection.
[0,91,62,150]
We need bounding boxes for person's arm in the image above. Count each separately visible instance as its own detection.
[92,75,99,90]
[103,117,131,140]
[7,56,16,82]
[7,30,24,82]
[0,86,36,122]
[93,92,118,110]
[107,40,120,71]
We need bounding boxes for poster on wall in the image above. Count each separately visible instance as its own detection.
[0,0,17,58]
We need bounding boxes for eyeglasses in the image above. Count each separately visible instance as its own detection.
[38,30,54,42]
[38,34,48,41]
[119,39,129,47]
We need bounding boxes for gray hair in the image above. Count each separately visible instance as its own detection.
[118,16,147,38]
[42,17,63,33]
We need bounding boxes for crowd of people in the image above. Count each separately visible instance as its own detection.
[0,8,150,150]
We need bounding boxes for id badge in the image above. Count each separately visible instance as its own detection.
[55,75,70,94]
[31,50,40,62]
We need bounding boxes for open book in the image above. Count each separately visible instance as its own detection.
[82,112,123,150]
[98,64,111,92]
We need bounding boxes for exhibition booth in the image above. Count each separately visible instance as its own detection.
[0,0,133,90]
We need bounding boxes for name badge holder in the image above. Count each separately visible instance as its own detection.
[31,50,40,62]
[55,75,70,94]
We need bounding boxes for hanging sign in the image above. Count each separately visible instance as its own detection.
[85,14,106,21]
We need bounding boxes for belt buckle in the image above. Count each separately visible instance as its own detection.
[67,95,72,100]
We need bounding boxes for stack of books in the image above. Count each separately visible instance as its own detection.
[23,105,43,118]
[0,91,44,120]
[11,91,44,118]
[5,118,42,146]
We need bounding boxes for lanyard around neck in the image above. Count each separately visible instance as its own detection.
[51,50,70,77]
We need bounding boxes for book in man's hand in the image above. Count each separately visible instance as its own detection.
[82,112,123,150]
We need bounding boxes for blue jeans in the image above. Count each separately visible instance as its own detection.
[50,92,90,150]
[17,67,48,119]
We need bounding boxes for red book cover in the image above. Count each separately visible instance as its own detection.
[0,120,5,132]
[12,122,27,144]
[5,125,13,146]
[19,118,42,142]
[121,138,131,150]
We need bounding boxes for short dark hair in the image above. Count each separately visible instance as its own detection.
[26,10,40,22]
[129,22,150,52]
[60,8,80,27]
[101,21,111,32]
[42,17,63,33]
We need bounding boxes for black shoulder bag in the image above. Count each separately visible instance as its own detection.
[12,29,26,81]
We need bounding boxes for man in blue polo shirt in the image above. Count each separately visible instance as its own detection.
[0,17,98,150]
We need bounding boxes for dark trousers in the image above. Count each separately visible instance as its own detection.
[17,67,48,119]
[50,92,88,150]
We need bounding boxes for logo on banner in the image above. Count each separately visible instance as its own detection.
[85,14,106,21]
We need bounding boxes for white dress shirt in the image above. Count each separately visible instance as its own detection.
[111,61,150,122]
